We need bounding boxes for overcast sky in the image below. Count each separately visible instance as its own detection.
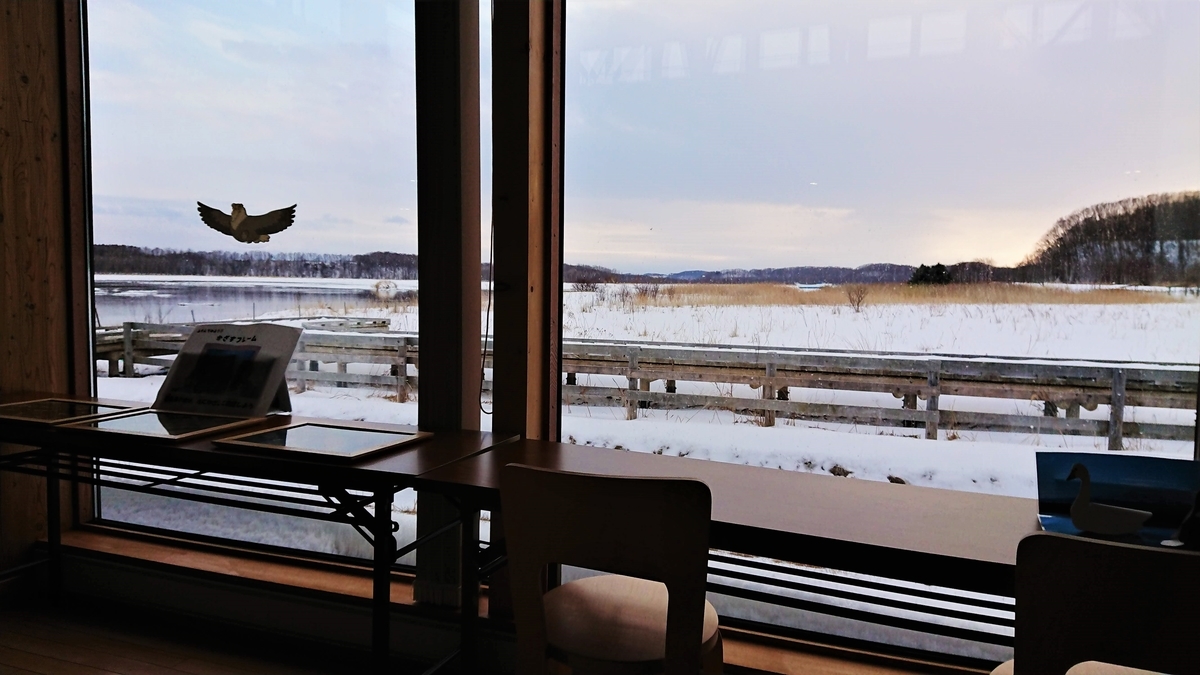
[89,0,1199,273]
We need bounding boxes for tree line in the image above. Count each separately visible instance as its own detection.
[1019,191,1200,284]
[95,246,418,279]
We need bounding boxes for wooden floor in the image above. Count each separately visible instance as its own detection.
[0,603,365,675]
[0,529,983,675]
[0,600,970,675]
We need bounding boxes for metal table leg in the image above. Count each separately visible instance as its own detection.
[46,449,62,602]
[459,501,480,672]
[373,488,396,673]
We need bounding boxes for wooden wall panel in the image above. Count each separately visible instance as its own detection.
[0,0,92,568]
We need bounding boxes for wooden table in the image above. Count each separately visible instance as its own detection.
[0,392,511,673]
[416,438,1040,666]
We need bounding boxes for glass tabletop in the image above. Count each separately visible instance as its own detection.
[81,410,247,437]
[227,424,417,458]
[0,399,127,423]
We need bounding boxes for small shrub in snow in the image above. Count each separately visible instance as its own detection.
[845,284,869,312]
[829,464,853,477]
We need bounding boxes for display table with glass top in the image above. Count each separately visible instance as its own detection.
[0,392,511,674]
[416,438,1043,666]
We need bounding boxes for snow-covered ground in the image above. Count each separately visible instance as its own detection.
[559,289,1200,363]
[97,282,1200,499]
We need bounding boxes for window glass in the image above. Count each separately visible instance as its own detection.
[89,0,422,561]
[563,0,1199,659]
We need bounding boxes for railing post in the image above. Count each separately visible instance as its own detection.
[395,337,409,402]
[122,322,135,377]
[1109,368,1127,451]
[925,363,941,440]
[762,363,777,427]
[626,350,639,420]
[294,342,307,393]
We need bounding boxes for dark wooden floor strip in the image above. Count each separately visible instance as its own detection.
[0,608,338,675]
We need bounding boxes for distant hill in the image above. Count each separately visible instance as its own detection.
[657,263,914,284]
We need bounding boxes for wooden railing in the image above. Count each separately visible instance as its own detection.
[96,321,1198,447]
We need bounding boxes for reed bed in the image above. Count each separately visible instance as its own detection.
[624,283,1183,307]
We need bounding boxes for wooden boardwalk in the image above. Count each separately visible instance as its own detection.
[97,321,1198,448]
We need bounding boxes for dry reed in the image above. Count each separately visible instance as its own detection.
[629,283,1183,307]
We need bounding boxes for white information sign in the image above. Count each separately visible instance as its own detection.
[153,323,302,418]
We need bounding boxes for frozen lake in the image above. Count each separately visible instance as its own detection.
[93,275,415,326]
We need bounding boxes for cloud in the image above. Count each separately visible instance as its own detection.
[384,215,410,224]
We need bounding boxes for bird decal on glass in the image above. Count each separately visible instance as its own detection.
[1067,463,1152,536]
[197,202,296,243]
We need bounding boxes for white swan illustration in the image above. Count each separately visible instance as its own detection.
[1068,463,1152,536]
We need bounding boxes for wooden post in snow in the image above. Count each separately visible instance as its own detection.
[626,350,639,420]
[122,322,135,377]
[1108,368,1126,451]
[295,341,307,392]
[762,363,777,427]
[925,363,941,440]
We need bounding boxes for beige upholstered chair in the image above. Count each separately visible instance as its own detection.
[992,533,1199,675]
[991,660,1162,674]
[500,463,722,675]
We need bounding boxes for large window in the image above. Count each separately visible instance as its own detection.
[561,0,1199,660]
[88,0,426,561]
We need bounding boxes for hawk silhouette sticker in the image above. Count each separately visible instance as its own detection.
[197,202,296,243]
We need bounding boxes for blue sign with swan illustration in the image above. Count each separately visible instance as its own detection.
[1036,452,1200,548]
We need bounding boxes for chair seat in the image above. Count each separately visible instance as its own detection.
[543,574,719,662]
[991,660,1163,675]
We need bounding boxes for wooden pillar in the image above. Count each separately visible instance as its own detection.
[491,0,565,442]
[413,0,482,607]
[416,0,481,433]
[0,0,92,572]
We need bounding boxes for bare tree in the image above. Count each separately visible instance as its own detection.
[845,284,869,313]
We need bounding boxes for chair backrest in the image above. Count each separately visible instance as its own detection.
[1014,532,1200,675]
[500,463,713,675]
